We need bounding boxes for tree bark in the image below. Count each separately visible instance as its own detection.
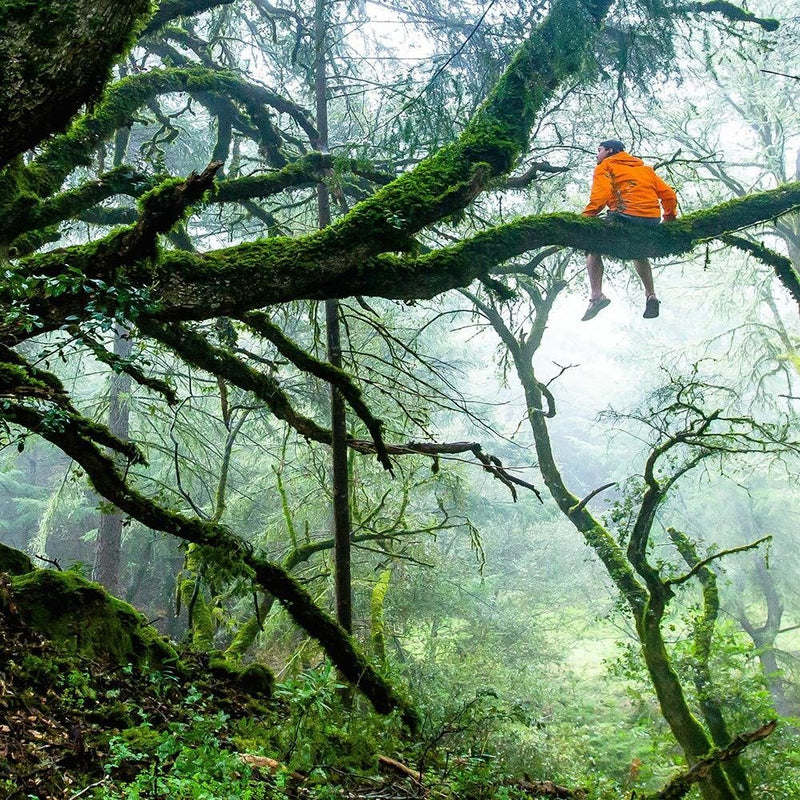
[315,0,353,633]
[0,0,151,168]
[93,325,132,594]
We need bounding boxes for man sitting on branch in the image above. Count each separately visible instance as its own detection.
[581,138,678,321]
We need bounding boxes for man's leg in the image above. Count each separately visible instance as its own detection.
[587,252,605,299]
[582,253,611,320]
[633,259,656,298]
[634,259,660,318]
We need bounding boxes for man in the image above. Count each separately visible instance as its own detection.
[581,138,678,321]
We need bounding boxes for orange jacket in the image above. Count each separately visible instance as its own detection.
[583,152,677,220]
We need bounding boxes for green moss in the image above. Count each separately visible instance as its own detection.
[238,663,274,698]
[86,700,135,729]
[208,654,273,698]
[118,724,164,756]
[9,568,176,667]
[0,542,33,575]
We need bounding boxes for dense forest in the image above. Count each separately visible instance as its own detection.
[1,0,798,797]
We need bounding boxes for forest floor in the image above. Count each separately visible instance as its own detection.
[0,597,585,800]
[0,607,420,799]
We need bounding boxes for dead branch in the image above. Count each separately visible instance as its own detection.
[378,754,423,784]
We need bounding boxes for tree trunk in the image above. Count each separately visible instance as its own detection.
[0,0,151,168]
[315,0,352,633]
[93,324,132,594]
[636,604,739,800]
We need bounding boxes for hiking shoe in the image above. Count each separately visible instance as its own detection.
[581,296,611,321]
[643,296,660,319]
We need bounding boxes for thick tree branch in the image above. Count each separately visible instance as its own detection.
[142,185,800,317]
[681,1,779,31]
[21,67,315,197]
[0,0,151,168]
[142,0,236,36]
[3,168,160,248]
[722,234,800,312]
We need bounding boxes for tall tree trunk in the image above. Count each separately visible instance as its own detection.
[315,0,352,633]
[93,324,132,593]
[739,559,795,719]
[668,527,752,798]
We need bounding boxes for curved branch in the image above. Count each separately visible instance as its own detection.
[568,482,616,515]
[77,331,178,404]
[722,234,800,312]
[666,535,772,589]
[23,67,316,196]
[137,319,334,443]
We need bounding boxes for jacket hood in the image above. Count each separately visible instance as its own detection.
[604,152,644,167]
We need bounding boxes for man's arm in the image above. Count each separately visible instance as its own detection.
[653,172,678,221]
[583,164,612,216]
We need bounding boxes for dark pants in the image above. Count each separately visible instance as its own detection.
[605,211,661,227]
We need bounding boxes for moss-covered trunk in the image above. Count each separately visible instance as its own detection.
[669,527,752,798]
[472,284,745,799]
[636,603,738,800]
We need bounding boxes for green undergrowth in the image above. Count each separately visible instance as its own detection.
[0,546,617,799]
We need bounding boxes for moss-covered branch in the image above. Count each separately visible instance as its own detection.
[150,185,800,314]
[667,527,755,796]
[77,330,178,404]
[682,1,778,31]
[141,183,800,317]
[141,0,235,36]
[722,234,800,313]
[3,168,160,248]
[21,67,316,197]
[667,533,771,590]
[136,319,333,443]
[6,183,800,347]
[7,154,389,249]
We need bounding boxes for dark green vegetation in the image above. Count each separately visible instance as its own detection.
[1,0,799,797]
